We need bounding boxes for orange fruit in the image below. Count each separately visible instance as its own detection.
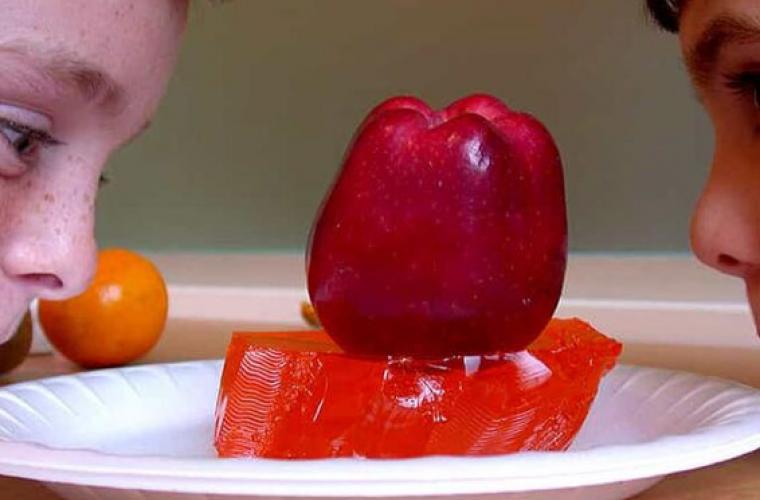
[39,248,168,369]
[300,301,321,328]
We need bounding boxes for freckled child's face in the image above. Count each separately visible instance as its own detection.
[679,0,760,334]
[0,0,186,342]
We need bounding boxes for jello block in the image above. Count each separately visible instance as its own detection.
[214,318,621,459]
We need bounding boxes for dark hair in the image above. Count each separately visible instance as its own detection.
[646,0,683,33]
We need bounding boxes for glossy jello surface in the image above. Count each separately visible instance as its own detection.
[214,318,621,459]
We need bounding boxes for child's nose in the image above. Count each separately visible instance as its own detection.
[15,273,63,291]
[0,236,96,301]
[690,173,760,279]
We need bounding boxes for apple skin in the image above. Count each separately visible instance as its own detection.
[307,94,567,358]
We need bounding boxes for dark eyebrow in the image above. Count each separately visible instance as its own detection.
[687,15,760,86]
[0,44,126,114]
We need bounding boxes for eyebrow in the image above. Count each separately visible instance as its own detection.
[0,44,126,114]
[687,15,760,86]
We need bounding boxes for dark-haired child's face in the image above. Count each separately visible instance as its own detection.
[680,0,760,335]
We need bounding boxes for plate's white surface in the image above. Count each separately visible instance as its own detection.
[0,362,758,500]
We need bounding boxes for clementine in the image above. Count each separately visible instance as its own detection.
[39,248,168,368]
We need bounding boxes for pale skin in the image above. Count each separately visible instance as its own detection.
[0,0,187,343]
[680,0,760,336]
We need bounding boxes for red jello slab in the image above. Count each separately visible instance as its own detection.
[214,319,621,459]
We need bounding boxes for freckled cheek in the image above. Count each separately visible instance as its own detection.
[42,155,101,244]
[0,146,102,232]
[52,183,97,233]
[48,182,99,284]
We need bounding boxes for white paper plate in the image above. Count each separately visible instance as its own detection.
[0,361,758,500]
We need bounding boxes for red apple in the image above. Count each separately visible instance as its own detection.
[307,94,567,358]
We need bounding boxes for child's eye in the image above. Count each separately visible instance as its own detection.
[1,123,38,156]
[0,119,59,163]
[725,71,760,109]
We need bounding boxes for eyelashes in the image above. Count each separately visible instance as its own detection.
[723,71,760,107]
[0,118,111,189]
[0,117,61,163]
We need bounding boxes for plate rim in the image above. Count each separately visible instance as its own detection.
[0,361,758,496]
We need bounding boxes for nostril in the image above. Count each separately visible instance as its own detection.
[19,273,63,290]
[718,254,740,267]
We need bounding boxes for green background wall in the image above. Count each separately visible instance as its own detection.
[96,0,712,252]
